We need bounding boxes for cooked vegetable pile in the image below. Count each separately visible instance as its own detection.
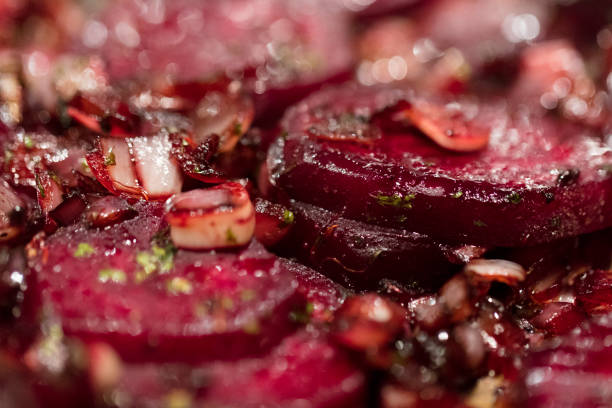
[1,0,612,407]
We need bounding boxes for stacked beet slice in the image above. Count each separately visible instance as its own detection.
[263,82,612,287]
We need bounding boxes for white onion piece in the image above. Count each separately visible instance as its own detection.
[193,92,254,153]
[165,182,255,250]
[99,138,141,194]
[0,179,23,241]
[464,258,526,286]
[131,134,182,199]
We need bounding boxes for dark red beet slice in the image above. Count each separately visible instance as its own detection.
[518,313,612,407]
[28,202,304,362]
[269,83,612,246]
[281,258,349,324]
[107,329,366,408]
[254,198,294,248]
[93,0,353,122]
[278,200,478,290]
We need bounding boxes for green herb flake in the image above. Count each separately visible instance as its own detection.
[243,319,261,335]
[473,219,487,227]
[233,122,242,136]
[98,268,127,284]
[167,277,193,295]
[452,191,463,199]
[280,209,295,227]
[289,302,314,324]
[4,150,14,165]
[240,289,256,302]
[220,296,234,310]
[104,149,116,166]
[74,243,95,258]
[226,228,237,244]
[165,389,193,408]
[373,192,416,209]
[23,135,33,149]
[35,173,45,198]
[506,191,522,204]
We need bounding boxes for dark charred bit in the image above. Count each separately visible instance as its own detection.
[8,206,26,226]
[556,168,580,186]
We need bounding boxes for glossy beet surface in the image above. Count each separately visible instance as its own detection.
[519,313,612,407]
[280,200,479,290]
[268,84,612,246]
[28,201,304,362]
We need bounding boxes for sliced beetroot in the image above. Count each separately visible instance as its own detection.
[254,198,294,248]
[29,202,304,362]
[278,200,475,290]
[269,84,612,246]
[83,195,137,228]
[518,313,612,407]
[280,258,349,324]
[99,328,365,408]
[95,0,353,122]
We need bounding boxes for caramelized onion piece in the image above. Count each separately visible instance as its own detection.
[193,92,254,153]
[86,136,183,200]
[165,182,255,250]
[398,99,490,152]
[463,258,526,286]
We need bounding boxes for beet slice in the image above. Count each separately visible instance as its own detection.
[278,200,479,290]
[94,0,353,122]
[518,313,612,407]
[269,84,612,246]
[105,329,366,408]
[28,202,304,362]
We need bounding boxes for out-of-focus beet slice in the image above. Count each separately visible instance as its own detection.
[93,0,353,122]
[99,329,365,408]
[28,202,304,362]
[269,83,612,246]
[518,313,612,407]
[278,200,478,290]
[280,257,349,324]
[84,195,137,228]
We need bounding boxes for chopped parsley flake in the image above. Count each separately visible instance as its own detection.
[135,244,176,282]
[35,173,45,198]
[166,277,193,295]
[473,219,487,227]
[452,191,463,199]
[23,135,33,149]
[281,209,295,227]
[233,122,242,136]
[98,268,127,284]
[373,192,416,209]
[74,243,95,258]
[226,228,237,244]
[243,319,261,335]
[104,149,116,166]
[506,191,522,204]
